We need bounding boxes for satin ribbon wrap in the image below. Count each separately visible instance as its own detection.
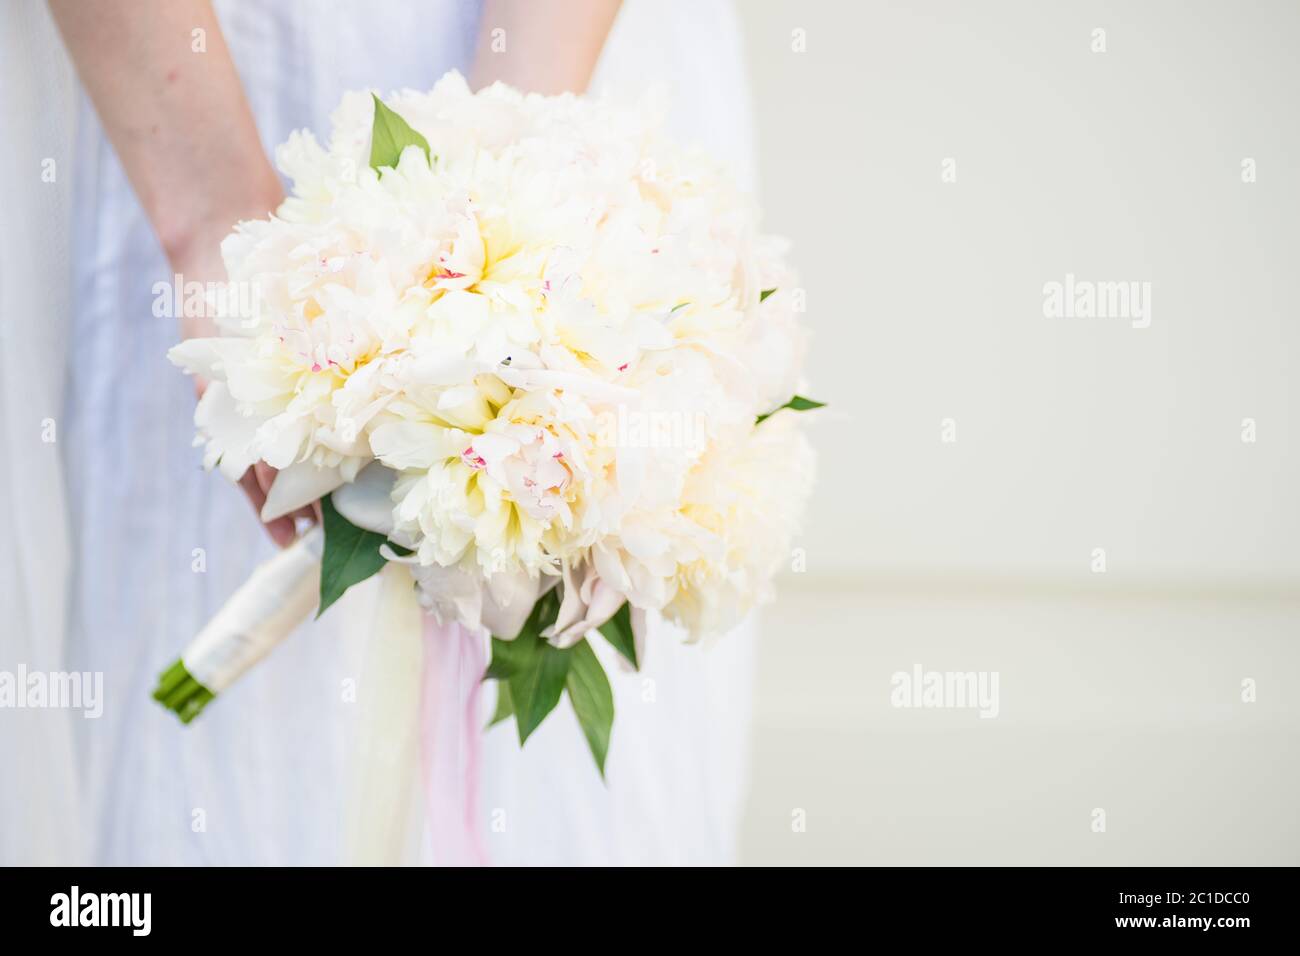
[183,525,324,693]
[341,563,489,866]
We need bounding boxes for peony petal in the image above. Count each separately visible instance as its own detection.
[370,421,458,471]
[167,337,254,382]
[542,561,586,642]
[481,568,545,639]
[261,461,346,521]
[193,381,260,482]
[332,462,397,535]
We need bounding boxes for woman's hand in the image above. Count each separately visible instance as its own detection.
[189,377,311,548]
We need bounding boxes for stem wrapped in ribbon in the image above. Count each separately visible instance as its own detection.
[153,524,323,722]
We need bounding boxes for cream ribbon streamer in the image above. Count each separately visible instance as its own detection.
[342,561,428,865]
[341,564,489,866]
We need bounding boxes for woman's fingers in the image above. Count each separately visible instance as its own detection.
[237,467,266,511]
[199,386,302,547]
[238,464,296,548]
[264,514,297,548]
[290,504,318,525]
[259,464,321,529]
[253,461,276,496]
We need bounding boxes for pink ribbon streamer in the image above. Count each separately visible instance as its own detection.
[419,614,490,866]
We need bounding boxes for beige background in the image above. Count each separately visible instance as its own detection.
[733,0,1300,864]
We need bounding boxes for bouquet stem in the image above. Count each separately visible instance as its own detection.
[150,525,324,725]
[152,659,215,724]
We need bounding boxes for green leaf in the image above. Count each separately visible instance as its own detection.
[482,588,618,771]
[597,603,638,670]
[485,641,516,680]
[487,589,574,745]
[317,493,391,617]
[511,647,572,745]
[759,287,777,302]
[755,394,827,425]
[566,639,614,777]
[483,588,550,679]
[369,94,431,171]
[489,681,514,727]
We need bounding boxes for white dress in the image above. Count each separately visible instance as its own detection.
[53,0,757,866]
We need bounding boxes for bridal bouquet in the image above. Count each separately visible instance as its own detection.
[155,73,819,774]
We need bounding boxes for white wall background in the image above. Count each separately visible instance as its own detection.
[732,0,1300,864]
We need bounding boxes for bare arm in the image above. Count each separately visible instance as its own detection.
[470,0,622,94]
[49,0,281,279]
[49,0,298,545]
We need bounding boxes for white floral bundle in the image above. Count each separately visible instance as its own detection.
[156,73,820,772]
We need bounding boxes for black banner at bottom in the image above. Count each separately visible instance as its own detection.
[0,866,1287,942]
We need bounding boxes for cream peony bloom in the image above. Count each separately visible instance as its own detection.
[171,71,817,642]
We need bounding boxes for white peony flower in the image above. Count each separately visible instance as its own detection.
[170,71,818,643]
